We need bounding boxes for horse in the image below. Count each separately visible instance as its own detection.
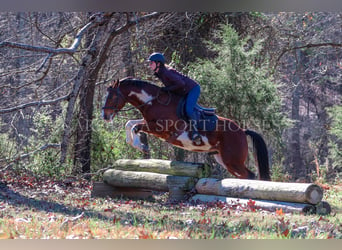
[102,77,271,180]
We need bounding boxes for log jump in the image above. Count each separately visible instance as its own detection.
[93,159,207,201]
[195,178,323,204]
[111,159,210,178]
[92,159,330,215]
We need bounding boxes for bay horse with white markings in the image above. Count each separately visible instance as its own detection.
[102,77,271,180]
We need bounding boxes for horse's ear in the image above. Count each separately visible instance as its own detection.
[114,79,120,87]
[110,79,119,88]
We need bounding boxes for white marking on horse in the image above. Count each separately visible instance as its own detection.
[213,154,225,167]
[234,172,241,177]
[176,131,212,151]
[128,90,153,105]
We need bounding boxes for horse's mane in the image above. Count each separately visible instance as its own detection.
[120,77,160,90]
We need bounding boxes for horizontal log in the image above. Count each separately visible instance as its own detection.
[112,159,210,178]
[103,169,197,192]
[189,194,330,215]
[195,178,323,204]
[91,182,153,199]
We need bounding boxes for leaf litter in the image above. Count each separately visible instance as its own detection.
[1,168,342,239]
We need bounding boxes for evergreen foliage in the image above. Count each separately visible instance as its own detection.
[90,110,143,168]
[187,24,290,141]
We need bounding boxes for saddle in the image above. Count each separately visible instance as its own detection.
[176,96,218,131]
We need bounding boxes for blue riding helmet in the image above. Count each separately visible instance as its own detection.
[148,52,165,64]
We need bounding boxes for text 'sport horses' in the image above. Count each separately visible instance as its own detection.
[102,78,271,180]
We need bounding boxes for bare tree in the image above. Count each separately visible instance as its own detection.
[0,12,161,175]
[269,12,342,180]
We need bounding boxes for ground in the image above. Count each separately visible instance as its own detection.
[1,168,342,239]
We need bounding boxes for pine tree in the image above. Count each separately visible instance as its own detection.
[187,24,289,140]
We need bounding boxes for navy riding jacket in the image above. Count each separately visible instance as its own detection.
[154,66,199,96]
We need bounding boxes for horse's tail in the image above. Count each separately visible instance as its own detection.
[245,129,271,181]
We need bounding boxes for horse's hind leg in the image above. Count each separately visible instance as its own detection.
[125,119,149,153]
[213,153,255,179]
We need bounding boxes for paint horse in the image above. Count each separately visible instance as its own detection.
[102,78,271,180]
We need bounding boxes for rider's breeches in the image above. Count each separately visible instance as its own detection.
[185,85,201,122]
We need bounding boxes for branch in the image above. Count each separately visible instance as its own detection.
[0,14,118,114]
[0,94,70,114]
[111,12,161,36]
[274,42,342,71]
[36,53,53,73]
[0,143,60,171]
[0,12,113,72]
[1,18,95,54]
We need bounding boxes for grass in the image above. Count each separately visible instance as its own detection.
[1,169,342,239]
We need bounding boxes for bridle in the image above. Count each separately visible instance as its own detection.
[101,86,125,111]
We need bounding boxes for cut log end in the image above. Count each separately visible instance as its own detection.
[305,184,324,204]
[315,201,331,215]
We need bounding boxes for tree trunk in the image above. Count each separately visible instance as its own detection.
[288,45,305,180]
[122,29,135,77]
[290,83,303,179]
[73,73,96,175]
[14,13,32,146]
[73,28,96,175]
[61,25,110,173]
[121,29,150,159]
[174,147,186,161]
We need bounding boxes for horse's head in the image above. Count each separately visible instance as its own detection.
[101,80,126,121]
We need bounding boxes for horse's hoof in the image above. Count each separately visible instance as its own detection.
[133,125,140,133]
[142,144,150,154]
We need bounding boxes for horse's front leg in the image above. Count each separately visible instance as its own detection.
[125,119,143,145]
[125,119,149,153]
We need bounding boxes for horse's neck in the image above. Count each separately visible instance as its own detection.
[121,82,156,108]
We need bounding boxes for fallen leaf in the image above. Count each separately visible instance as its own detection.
[276,208,284,216]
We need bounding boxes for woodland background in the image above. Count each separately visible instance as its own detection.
[0,12,341,183]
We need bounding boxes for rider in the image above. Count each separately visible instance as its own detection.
[148,52,202,145]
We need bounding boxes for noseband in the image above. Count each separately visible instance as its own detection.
[102,86,125,111]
